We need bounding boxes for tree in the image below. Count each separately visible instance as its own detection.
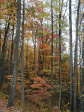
[51,0,54,74]
[8,0,21,107]
[73,0,80,112]
[69,0,73,111]
[20,0,25,110]
[0,0,16,88]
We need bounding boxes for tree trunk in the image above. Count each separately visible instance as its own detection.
[8,0,21,107]
[20,0,25,110]
[51,0,54,75]
[0,32,1,53]
[0,19,10,87]
[10,25,14,74]
[1,21,10,60]
[73,0,80,112]
[58,0,62,110]
[69,0,73,111]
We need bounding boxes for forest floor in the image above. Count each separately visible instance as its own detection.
[0,90,70,112]
[0,99,21,112]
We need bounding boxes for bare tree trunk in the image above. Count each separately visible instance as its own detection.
[69,0,73,111]
[73,0,80,112]
[0,32,1,53]
[33,30,37,74]
[1,21,10,60]
[8,0,21,107]
[20,0,25,110]
[0,19,10,87]
[26,39,29,73]
[10,25,14,74]
[51,0,54,75]
[10,25,14,63]
[58,0,63,110]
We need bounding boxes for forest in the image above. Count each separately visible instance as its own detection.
[0,0,84,112]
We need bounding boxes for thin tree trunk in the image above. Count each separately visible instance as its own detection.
[40,23,44,74]
[58,0,62,110]
[20,0,25,110]
[24,39,29,78]
[0,32,1,53]
[73,0,80,111]
[0,20,10,87]
[10,25,14,63]
[1,21,10,60]
[10,25,14,74]
[51,0,54,75]
[69,0,73,111]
